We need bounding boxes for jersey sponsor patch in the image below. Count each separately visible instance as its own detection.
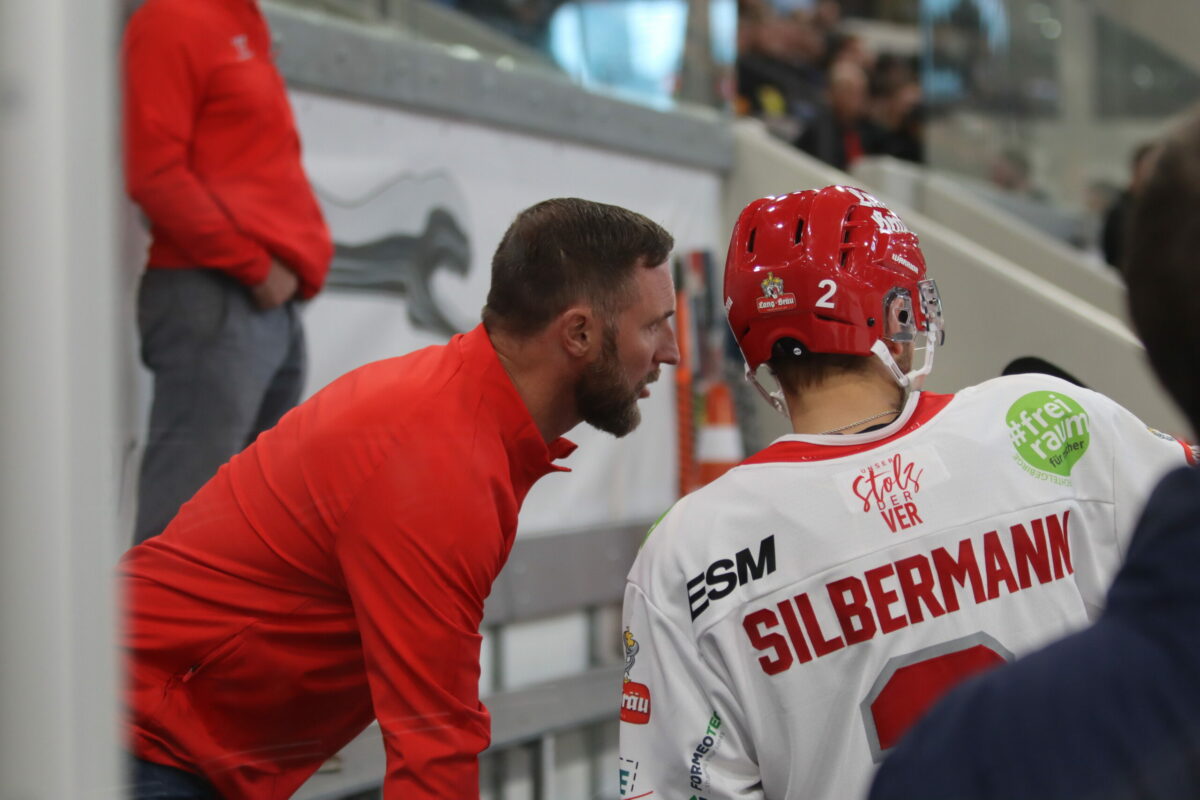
[688,712,724,794]
[619,758,648,798]
[1007,391,1090,484]
[836,445,949,533]
[687,536,777,620]
[622,628,652,724]
[621,681,652,724]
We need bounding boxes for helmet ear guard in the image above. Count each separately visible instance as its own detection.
[874,278,944,391]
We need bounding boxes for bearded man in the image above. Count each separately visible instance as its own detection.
[123,198,679,800]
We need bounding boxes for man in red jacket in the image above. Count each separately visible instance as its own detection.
[122,0,334,544]
[123,197,680,799]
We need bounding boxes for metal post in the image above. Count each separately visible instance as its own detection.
[536,734,556,800]
[0,0,122,797]
[680,0,718,107]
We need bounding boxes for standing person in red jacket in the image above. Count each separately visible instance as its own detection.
[123,197,681,799]
[122,0,334,544]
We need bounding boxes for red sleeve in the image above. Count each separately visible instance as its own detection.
[121,10,271,284]
[336,452,508,799]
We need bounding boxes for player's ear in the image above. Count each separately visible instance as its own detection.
[889,339,914,373]
[555,305,600,359]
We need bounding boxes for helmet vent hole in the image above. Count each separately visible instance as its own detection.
[842,207,856,243]
[747,228,757,253]
[793,218,806,245]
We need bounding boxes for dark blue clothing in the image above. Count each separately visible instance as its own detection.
[129,757,220,799]
[870,466,1200,800]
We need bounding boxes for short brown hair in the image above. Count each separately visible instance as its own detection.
[1125,109,1200,434]
[768,339,873,395]
[481,198,674,337]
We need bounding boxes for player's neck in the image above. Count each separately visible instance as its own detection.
[785,372,905,436]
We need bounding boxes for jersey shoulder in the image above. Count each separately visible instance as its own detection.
[953,373,1132,426]
[955,372,1094,404]
[628,475,750,593]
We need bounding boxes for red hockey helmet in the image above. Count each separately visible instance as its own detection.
[724,185,943,388]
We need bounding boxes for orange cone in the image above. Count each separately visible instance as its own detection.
[697,381,743,486]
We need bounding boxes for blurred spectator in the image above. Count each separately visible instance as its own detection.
[812,0,842,32]
[825,31,875,72]
[869,55,924,163]
[1102,141,1162,270]
[988,147,1047,200]
[737,0,927,169]
[737,3,827,141]
[123,0,333,544]
[796,59,879,170]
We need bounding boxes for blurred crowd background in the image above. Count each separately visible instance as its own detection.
[272,0,1200,269]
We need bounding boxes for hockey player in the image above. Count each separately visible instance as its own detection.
[616,185,1195,800]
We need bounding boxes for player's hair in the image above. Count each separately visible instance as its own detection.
[482,198,674,337]
[769,338,914,398]
[768,340,870,394]
[1125,107,1200,434]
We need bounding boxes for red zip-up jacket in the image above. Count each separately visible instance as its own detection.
[122,0,332,297]
[122,326,575,798]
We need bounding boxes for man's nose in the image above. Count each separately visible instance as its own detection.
[658,327,681,366]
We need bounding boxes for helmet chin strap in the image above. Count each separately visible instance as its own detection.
[871,339,911,389]
[747,364,790,418]
[871,329,939,393]
[748,326,942,420]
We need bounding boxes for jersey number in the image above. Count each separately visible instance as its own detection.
[862,635,1011,761]
[816,279,837,308]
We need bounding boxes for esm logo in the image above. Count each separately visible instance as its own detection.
[688,536,776,620]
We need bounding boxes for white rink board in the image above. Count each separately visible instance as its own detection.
[292,90,724,536]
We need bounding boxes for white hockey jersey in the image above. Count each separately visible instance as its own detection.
[618,374,1195,800]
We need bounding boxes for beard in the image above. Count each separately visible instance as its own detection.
[576,327,657,438]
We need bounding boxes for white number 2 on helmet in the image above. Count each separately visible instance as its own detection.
[816,279,837,308]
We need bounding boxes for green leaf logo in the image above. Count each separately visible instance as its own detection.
[1006,391,1090,477]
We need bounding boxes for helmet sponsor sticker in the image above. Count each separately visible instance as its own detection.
[891,253,920,274]
[756,272,796,314]
[843,186,888,208]
[870,208,912,235]
[1007,391,1090,483]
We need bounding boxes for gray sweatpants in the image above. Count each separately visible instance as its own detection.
[133,268,306,545]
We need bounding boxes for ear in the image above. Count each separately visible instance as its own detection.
[555,305,601,359]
